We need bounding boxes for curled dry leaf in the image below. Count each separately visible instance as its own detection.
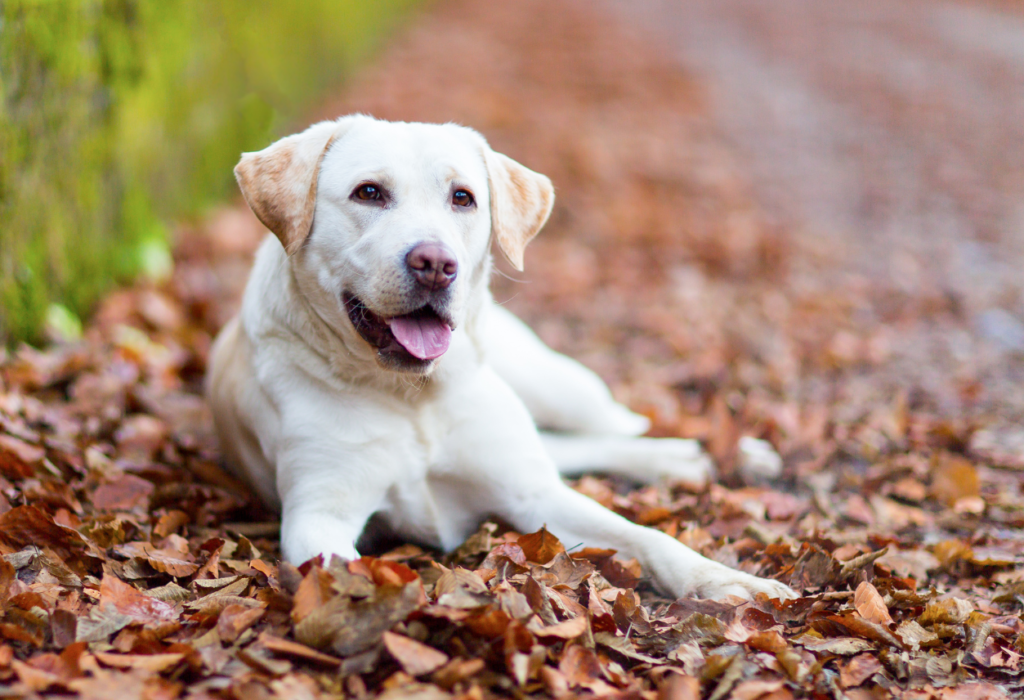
[527,614,588,640]
[0,505,87,554]
[854,581,895,627]
[93,652,184,673]
[115,537,198,578]
[98,575,178,625]
[0,434,44,479]
[258,633,341,667]
[216,603,265,642]
[517,526,566,564]
[920,598,974,626]
[91,474,155,512]
[383,631,449,676]
[840,653,883,688]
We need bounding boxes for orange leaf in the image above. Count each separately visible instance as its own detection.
[215,604,265,643]
[527,615,588,640]
[518,527,565,565]
[853,581,894,627]
[382,631,448,676]
[98,576,178,625]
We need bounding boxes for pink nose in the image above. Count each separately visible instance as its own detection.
[406,243,458,291]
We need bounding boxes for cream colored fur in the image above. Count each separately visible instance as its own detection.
[206,115,795,601]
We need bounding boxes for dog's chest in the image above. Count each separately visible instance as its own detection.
[406,400,451,471]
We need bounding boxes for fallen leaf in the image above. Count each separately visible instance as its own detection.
[115,538,198,577]
[839,653,882,688]
[259,633,342,667]
[383,631,449,676]
[518,526,566,564]
[76,604,133,643]
[853,581,894,626]
[930,454,980,506]
[92,475,154,512]
[527,614,588,640]
[99,575,178,625]
[731,679,786,700]
[0,435,43,479]
[659,674,701,700]
[215,603,264,642]
[93,652,184,673]
[920,598,974,626]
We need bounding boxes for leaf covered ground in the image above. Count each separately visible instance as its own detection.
[1,0,1023,698]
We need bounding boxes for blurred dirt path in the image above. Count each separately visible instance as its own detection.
[606,0,1024,421]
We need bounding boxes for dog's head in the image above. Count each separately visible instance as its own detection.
[234,115,554,373]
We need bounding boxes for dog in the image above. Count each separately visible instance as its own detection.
[206,114,795,601]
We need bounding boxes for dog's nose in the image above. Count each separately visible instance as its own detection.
[406,243,458,291]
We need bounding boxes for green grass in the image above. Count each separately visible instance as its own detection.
[0,0,419,344]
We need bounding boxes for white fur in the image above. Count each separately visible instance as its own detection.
[207,115,795,601]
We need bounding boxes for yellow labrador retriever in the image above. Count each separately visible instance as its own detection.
[207,115,795,600]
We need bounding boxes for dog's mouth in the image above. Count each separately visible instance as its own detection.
[343,293,453,366]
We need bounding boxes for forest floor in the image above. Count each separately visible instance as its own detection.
[1,0,1023,698]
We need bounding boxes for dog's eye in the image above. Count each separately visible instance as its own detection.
[452,190,474,208]
[353,184,383,202]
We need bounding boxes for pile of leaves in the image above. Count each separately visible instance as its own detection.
[1,0,1023,697]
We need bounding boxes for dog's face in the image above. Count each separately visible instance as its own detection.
[234,116,554,373]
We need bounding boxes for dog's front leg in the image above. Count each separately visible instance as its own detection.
[272,396,415,566]
[440,368,796,601]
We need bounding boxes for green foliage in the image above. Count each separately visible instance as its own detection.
[0,0,418,343]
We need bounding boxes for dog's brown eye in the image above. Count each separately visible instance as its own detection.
[452,189,474,208]
[353,184,383,202]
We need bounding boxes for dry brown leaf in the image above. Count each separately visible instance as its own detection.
[98,575,178,625]
[853,581,894,627]
[839,652,882,688]
[920,597,974,626]
[215,603,264,642]
[76,604,133,643]
[659,673,701,700]
[559,644,613,693]
[0,434,43,479]
[930,454,980,506]
[822,614,905,649]
[383,631,448,676]
[259,633,341,667]
[0,505,87,554]
[896,619,939,650]
[93,652,184,673]
[92,475,154,512]
[731,679,786,700]
[517,526,566,564]
[152,510,189,538]
[746,630,788,654]
[526,614,588,640]
[115,538,197,578]
[431,658,485,689]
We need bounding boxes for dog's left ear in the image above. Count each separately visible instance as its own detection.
[483,149,555,271]
[234,117,357,255]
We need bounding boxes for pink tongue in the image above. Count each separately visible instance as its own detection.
[389,315,452,360]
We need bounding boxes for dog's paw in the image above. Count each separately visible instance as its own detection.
[630,438,716,484]
[280,513,360,566]
[689,565,798,601]
[599,404,652,437]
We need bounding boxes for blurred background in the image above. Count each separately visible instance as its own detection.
[3,0,1024,465]
[0,0,415,341]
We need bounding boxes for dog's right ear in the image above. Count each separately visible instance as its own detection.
[234,118,353,255]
